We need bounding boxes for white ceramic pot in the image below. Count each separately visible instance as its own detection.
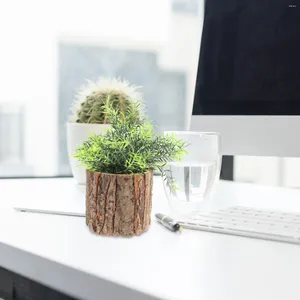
[67,122,110,185]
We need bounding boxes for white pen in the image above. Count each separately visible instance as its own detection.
[14,207,85,217]
[155,213,182,232]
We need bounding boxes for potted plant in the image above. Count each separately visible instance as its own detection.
[74,102,187,236]
[67,77,142,184]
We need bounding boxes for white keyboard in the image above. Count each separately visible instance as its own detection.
[179,206,300,245]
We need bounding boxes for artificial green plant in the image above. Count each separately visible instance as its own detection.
[74,101,187,189]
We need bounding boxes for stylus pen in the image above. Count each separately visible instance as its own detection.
[14,207,85,217]
[155,213,182,232]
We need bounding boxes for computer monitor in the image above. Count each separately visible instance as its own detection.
[190,0,300,157]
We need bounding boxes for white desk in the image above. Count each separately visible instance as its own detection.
[1,177,300,300]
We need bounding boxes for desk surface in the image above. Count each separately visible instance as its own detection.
[0,177,300,300]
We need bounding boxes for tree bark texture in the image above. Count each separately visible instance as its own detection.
[86,169,153,236]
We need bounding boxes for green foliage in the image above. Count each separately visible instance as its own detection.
[76,91,137,124]
[74,102,187,177]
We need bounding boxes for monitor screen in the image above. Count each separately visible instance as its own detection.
[193,0,300,115]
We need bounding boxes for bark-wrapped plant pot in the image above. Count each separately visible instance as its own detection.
[74,100,187,237]
[86,169,153,236]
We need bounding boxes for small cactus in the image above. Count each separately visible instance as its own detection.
[69,77,142,124]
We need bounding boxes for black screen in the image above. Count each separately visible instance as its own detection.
[193,0,300,115]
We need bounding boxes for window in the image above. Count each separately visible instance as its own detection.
[0,0,203,177]
[2,1,299,187]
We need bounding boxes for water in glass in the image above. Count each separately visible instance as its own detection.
[163,132,221,217]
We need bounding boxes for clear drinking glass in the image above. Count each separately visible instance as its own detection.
[163,131,221,218]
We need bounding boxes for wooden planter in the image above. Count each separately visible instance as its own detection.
[86,169,153,236]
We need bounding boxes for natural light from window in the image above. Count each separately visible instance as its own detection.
[1,0,300,189]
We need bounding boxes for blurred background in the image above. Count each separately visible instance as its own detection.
[0,0,300,188]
